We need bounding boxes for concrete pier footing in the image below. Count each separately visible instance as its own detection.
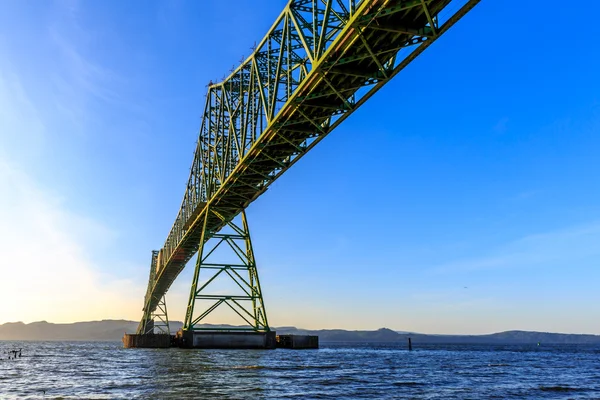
[276,334,319,349]
[122,333,171,348]
[123,330,318,350]
[176,330,277,349]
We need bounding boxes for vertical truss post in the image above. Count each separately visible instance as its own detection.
[149,296,170,335]
[184,208,211,327]
[137,250,171,335]
[183,208,270,332]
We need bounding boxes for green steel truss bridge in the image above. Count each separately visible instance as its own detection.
[137,0,480,335]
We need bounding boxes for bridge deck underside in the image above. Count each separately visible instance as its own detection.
[145,0,466,315]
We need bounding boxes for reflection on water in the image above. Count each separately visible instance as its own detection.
[1,341,599,399]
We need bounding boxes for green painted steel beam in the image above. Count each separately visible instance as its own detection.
[138,0,482,326]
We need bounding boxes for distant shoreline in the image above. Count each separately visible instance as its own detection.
[1,320,600,344]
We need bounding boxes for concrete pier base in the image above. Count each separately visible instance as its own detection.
[276,334,319,349]
[177,330,277,349]
[123,330,318,350]
[122,333,172,348]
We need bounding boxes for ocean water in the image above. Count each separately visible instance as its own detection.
[0,341,599,399]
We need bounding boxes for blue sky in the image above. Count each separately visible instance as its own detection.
[1,0,599,334]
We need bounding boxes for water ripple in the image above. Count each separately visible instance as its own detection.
[0,342,599,399]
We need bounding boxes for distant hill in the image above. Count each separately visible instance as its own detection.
[1,321,599,344]
[276,327,600,344]
[0,320,163,341]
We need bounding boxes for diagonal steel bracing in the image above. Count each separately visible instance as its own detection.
[183,210,269,332]
[137,0,481,332]
[138,251,171,334]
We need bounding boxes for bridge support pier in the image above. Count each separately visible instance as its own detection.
[149,295,170,334]
[176,329,276,349]
[138,295,170,335]
[137,251,171,335]
[183,209,270,337]
[123,333,172,348]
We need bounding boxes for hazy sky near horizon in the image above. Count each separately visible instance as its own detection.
[1,1,599,334]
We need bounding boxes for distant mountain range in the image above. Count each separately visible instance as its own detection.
[1,320,599,344]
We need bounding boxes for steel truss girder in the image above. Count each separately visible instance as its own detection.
[183,209,269,332]
[138,0,482,322]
